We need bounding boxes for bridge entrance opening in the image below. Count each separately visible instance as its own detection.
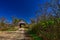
[19,23,26,28]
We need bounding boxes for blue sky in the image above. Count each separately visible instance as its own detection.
[0,0,49,23]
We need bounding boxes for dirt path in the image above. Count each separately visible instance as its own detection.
[0,28,32,40]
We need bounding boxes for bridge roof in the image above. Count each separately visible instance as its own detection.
[18,20,26,24]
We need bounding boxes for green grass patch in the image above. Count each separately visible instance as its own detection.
[30,34,43,40]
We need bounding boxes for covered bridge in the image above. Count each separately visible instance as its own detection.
[18,20,28,28]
